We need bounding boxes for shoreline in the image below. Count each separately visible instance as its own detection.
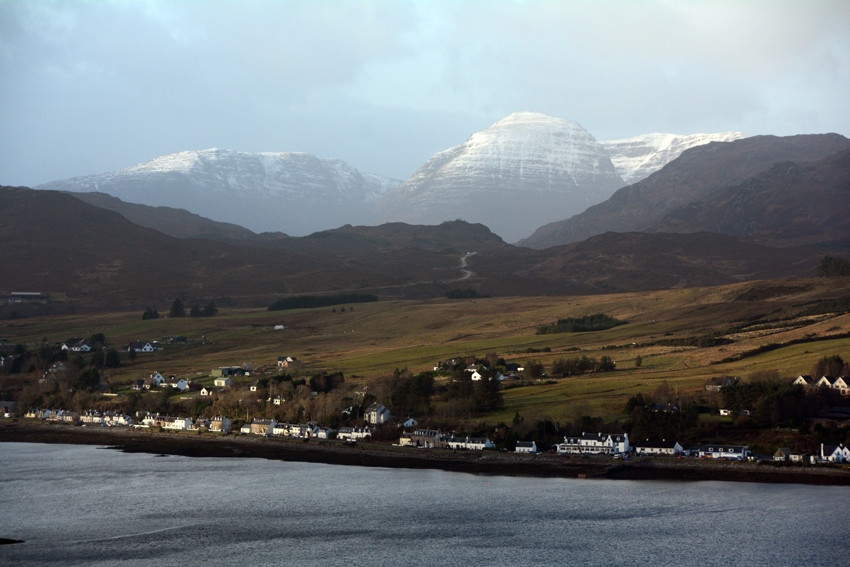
[2,421,849,486]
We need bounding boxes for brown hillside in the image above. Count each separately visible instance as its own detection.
[521,134,850,249]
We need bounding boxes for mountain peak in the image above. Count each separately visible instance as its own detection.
[376,112,623,242]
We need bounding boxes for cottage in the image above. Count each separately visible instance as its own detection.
[557,432,630,455]
[793,375,815,387]
[401,417,418,429]
[210,416,231,433]
[80,410,104,424]
[337,426,372,441]
[515,441,537,454]
[634,439,683,456]
[697,444,749,460]
[0,401,19,417]
[200,387,214,396]
[774,448,793,461]
[127,341,156,353]
[167,378,190,392]
[365,402,392,425]
[444,436,495,451]
[819,443,849,463]
[145,372,166,388]
[162,416,193,430]
[403,429,442,448]
[815,376,850,396]
[213,377,233,388]
[249,419,276,436]
[277,356,302,369]
[62,338,92,352]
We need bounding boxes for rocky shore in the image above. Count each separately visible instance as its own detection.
[2,421,848,486]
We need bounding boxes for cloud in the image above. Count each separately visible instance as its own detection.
[1,0,848,186]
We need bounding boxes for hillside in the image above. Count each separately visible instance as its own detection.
[69,191,263,241]
[520,134,850,249]
[648,150,850,250]
[0,186,835,313]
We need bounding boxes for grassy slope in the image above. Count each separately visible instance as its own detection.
[3,278,849,422]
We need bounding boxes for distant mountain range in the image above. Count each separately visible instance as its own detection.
[13,113,849,312]
[36,112,742,242]
[38,149,400,236]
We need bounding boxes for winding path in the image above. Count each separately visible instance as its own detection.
[457,251,477,281]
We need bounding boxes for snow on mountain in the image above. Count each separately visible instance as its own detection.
[38,149,400,235]
[601,132,746,185]
[376,111,625,243]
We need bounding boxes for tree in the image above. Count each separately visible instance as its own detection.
[104,348,121,368]
[169,298,186,318]
[190,305,203,317]
[202,301,218,317]
[74,367,100,392]
[634,355,643,368]
[813,355,848,378]
[142,307,159,320]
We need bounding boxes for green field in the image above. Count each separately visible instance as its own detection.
[2,277,849,426]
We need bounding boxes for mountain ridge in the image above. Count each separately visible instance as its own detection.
[520,133,850,249]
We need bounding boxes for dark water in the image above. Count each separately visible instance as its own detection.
[0,442,847,566]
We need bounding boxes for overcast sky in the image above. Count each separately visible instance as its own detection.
[2,0,848,186]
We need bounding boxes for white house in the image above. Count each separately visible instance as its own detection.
[634,439,684,456]
[815,376,850,395]
[168,378,190,392]
[365,403,392,425]
[162,416,193,430]
[146,372,166,388]
[200,387,214,397]
[277,356,301,368]
[820,443,849,463]
[557,432,630,455]
[444,436,495,450]
[127,341,156,353]
[62,338,91,352]
[404,429,442,448]
[793,375,815,387]
[401,417,418,428]
[697,444,749,460]
[213,377,232,388]
[337,426,372,441]
[515,441,537,454]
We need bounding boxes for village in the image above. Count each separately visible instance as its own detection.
[2,331,850,471]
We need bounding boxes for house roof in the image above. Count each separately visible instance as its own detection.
[636,439,680,449]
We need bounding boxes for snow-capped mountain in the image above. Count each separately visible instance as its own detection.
[376,112,625,242]
[38,149,400,235]
[600,131,746,185]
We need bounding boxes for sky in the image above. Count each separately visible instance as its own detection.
[2,0,849,186]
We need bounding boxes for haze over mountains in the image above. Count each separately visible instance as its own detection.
[39,149,400,236]
[37,112,743,242]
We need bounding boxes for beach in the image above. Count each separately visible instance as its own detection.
[1,421,847,486]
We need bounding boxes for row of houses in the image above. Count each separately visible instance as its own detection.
[24,408,133,427]
[139,413,231,433]
[237,418,365,441]
[774,444,850,464]
[793,375,850,396]
[398,429,495,451]
[60,338,162,353]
